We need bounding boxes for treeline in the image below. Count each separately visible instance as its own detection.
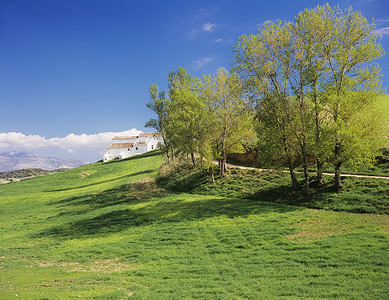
[146,4,385,192]
[0,168,67,179]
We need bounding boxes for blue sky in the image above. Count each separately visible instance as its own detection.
[1,0,388,162]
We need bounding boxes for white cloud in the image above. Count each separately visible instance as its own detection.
[215,38,222,42]
[0,129,142,161]
[196,8,210,18]
[258,18,281,28]
[203,22,215,32]
[375,26,389,36]
[189,29,198,37]
[374,18,389,25]
[193,57,212,68]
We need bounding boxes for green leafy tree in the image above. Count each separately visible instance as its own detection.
[167,67,210,166]
[145,83,173,162]
[202,68,256,177]
[235,4,385,191]
[319,6,384,190]
[234,22,303,189]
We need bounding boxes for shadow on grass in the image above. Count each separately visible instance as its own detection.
[157,162,388,214]
[37,182,300,239]
[53,180,168,211]
[48,169,157,192]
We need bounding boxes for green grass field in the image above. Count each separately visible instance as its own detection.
[0,151,388,299]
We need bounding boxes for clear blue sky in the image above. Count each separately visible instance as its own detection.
[1,0,388,161]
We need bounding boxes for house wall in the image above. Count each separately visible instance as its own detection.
[103,133,164,162]
[106,148,133,159]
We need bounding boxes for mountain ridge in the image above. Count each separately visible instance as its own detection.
[0,151,84,172]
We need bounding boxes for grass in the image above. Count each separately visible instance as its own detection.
[158,161,388,214]
[0,151,388,298]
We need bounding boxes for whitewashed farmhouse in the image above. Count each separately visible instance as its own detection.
[103,132,163,162]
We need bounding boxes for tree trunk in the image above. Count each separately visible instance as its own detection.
[166,151,170,163]
[191,152,196,166]
[303,166,309,194]
[316,159,323,185]
[334,138,342,191]
[220,158,225,177]
[218,159,223,176]
[289,167,298,190]
[210,172,215,183]
[334,162,342,191]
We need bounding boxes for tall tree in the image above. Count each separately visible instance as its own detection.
[167,67,209,166]
[234,22,302,189]
[320,6,384,190]
[290,4,336,185]
[201,68,256,177]
[235,4,385,191]
[145,84,173,162]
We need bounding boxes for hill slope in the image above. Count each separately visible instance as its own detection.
[0,152,388,299]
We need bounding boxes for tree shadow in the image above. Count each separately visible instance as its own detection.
[53,180,169,212]
[246,181,336,209]
[37,183,300,239]
[47,169,157,192]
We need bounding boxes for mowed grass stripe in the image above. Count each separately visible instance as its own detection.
[0,152,388,299]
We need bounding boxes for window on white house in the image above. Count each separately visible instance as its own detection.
[136,147,138,150]
[151,145,154,149]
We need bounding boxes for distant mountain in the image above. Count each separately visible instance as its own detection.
[0,151,84,172]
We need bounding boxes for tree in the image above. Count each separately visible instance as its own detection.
[202,68,256,177]
[145,83,173,162]
[291,4,334,185]
[166,67,210,166]
[234,4,385,191]
[318,6,384,190]
[234,22,303,189]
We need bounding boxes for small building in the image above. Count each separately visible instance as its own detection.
[102,132,163,162]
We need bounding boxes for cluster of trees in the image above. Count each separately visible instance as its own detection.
[146,4,385,192]
[146,67,256,181]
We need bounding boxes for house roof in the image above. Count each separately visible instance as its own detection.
[135,142,147,146]
[139,132,160,137]
[107,143,134,149]
[112,136,138,140]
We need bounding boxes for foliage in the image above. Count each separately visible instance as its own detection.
[146,67,256,178]
[201,68,256,176]
[145,83,173,161]
[166,67,210,166]
[234,4,385,191]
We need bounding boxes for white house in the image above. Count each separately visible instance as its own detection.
[103,132,163,162]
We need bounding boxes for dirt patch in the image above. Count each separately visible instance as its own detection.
[289,211,389,241]
[125,177,170,200]
[79,172,91,179]
[37,258,138,273]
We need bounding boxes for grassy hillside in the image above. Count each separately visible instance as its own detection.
[158,161,389,214]
[0,152,388,299]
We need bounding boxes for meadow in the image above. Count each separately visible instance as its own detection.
[0,150,388,299]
